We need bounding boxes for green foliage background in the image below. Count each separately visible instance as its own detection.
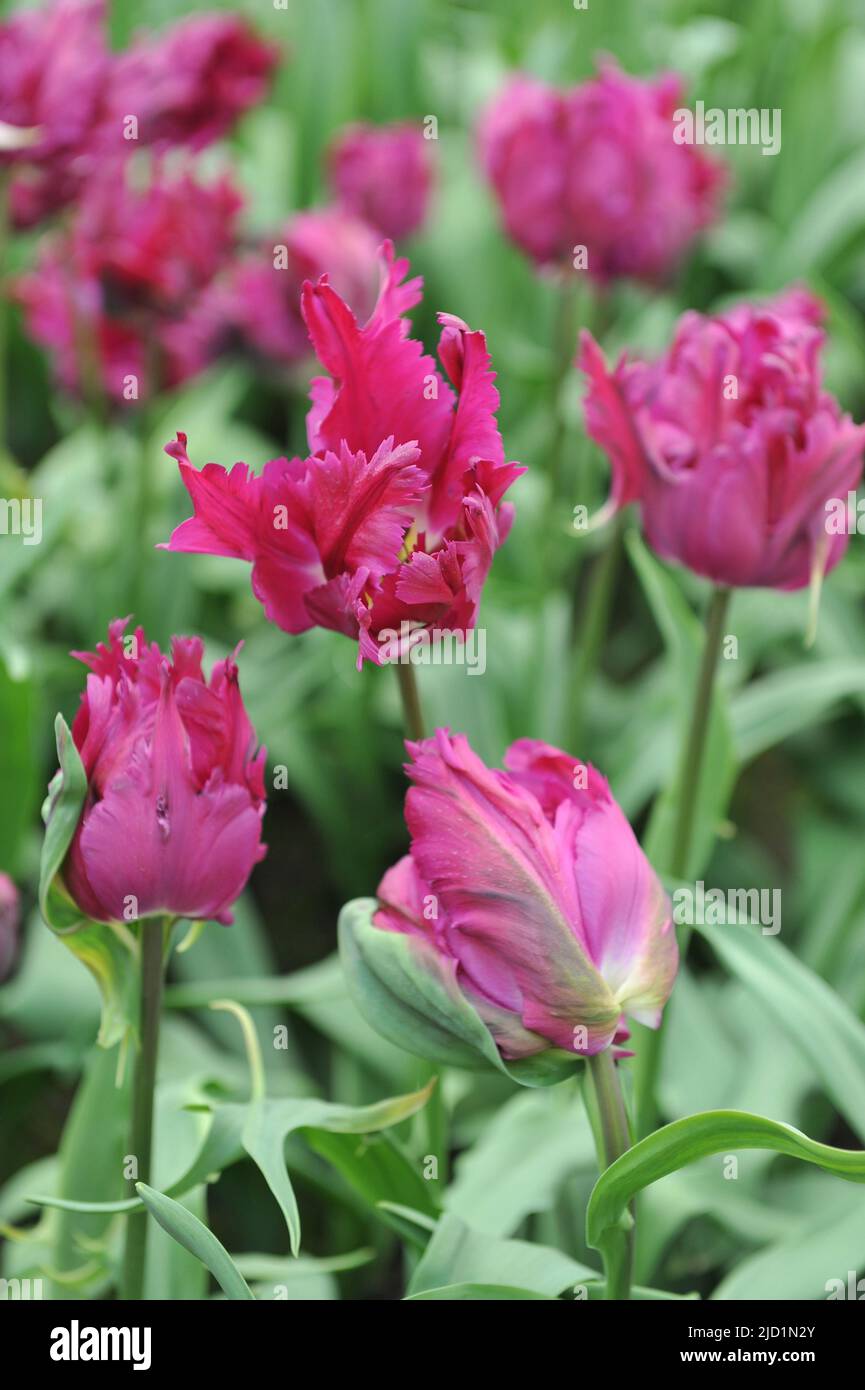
[2,0,865,1300]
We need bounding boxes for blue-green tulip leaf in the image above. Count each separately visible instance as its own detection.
[39,715,137,1047]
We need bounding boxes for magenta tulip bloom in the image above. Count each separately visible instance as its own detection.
[0,873,20,981]
[0,0,110,227]
[327,121,434,240]
[61,620,266,926]
[478,61,724,283]
[16,164,242,402]
[580,289,865,589]
[106,13,279,152]
[373,732,677,1058]
[162,245,523,667]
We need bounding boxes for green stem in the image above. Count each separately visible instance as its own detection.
[585,1049,633,1300]
[121,919,166,1301]
[568,511,626,750]
[128,338,161,620]
[633,586,731,1140]
[392,664,448,1182]
[548,277,580,500]
[395,660,426,743]
[669,587,731,881]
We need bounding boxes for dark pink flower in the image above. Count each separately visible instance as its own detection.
[580,289,865,590]
[478,61,725,283]
[0,873,20,980]
[162,248,523,667]
[374,732,677,1058]
[0,0,110,227]
[105,13,279,153]
[166,208,381,376]
[327,121,434,240]
[62,619,266,926]
[16,164,242,402]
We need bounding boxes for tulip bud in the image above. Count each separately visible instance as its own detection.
[327,121,434,241]
[340,732,677,1085]
[40,620,266,1043]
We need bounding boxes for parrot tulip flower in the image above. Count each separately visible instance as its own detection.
[327,121,434,240]
[478,60,724,283]
[162,245,523,667]
[54,619,266,927]
[579,289,865,590]
[106,13,279,152]
[340,732,677,1081]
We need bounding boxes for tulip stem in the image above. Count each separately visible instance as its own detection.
[395,661,425,743]
[568,510,626,749]
[585,1049,633,1300]
[669,586,731,881]
[633,585,731,1141]
[548,276,580,501]
[121,918,167,1301]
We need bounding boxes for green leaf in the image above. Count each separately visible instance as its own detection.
[711,1185,865,1301]
[587,1110,865,1265]
[626,532,736,878]
[241,1081,437,1255]
[339,898,580,1087]
[732,660,865,762]
[408,1212,595,1298]
[0,651,36,876]
[693,918,865,1144]
[38,715,136,1048]
[305,1130,438,1247]
[405,1283,558,1300]
[134,1183,254,1300]
[445,1085,594,1236]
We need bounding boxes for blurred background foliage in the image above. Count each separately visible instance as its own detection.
[3,0,865,1301]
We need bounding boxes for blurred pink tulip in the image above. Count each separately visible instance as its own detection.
[0,873,20,980]
[327,121,434,240]
[0,0,110,227]
[478,61,725,283]
[16,164,243,402]
[62,620,266,926]
[167,208,382,376]
[106,12,279,153]
[375,732,677,1058]
[580,289,865,589]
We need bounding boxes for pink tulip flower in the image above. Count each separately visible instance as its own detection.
[477,61,725,283]
[105,13,279,153]
[0,0,110,227]
[60,620,266,926]
[374,732,677,1058]
[162,245,523,667]
[0,873,20,980]
[327,121,434,240]
[579,289,865,589]
[16,164,243,402]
